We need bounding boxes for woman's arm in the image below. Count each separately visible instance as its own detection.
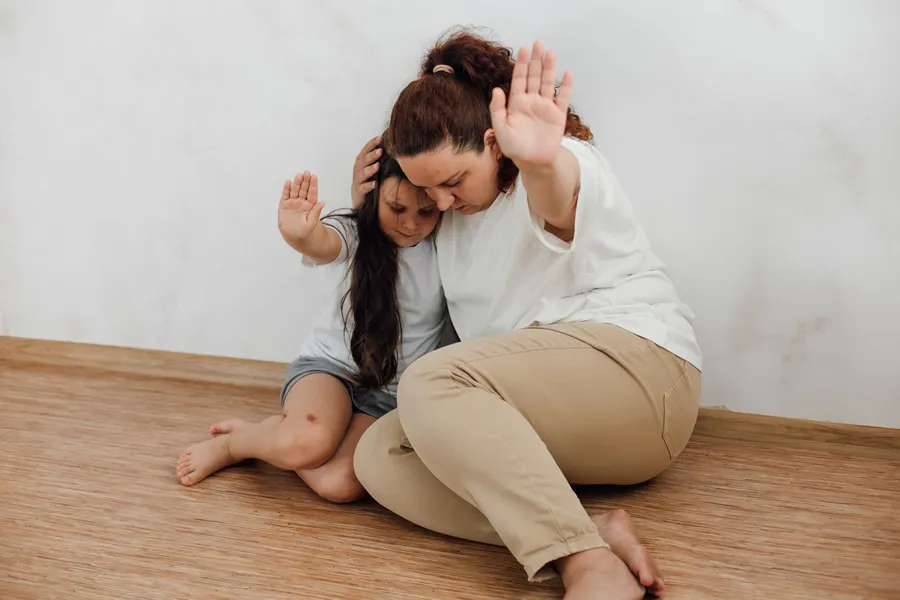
[278,172,342,264]
[518,148,580,236]
[490,41,580,237]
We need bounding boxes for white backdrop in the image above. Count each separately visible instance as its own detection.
[2,1,899,427]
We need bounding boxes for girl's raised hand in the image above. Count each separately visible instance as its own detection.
[351,135,383,209]
[278,171,324,242]
[489,41,573,169]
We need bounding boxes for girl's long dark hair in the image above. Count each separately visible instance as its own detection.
[324,151,407,390]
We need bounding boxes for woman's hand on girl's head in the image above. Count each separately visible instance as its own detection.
[351,135,383,209]
[489,41,574,170]
[278,171,325,242]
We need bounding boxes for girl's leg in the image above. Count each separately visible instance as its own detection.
[296,412,376,503]
[176,373,353,485]
[354,323,700,598]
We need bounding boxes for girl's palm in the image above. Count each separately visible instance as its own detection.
[279,171,324,241]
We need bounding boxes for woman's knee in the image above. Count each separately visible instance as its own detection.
[396,346,458,413]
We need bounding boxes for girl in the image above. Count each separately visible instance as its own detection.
[176,142,445,503]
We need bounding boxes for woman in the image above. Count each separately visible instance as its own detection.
[353,30,702,600]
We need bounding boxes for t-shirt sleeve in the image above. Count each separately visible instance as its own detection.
[523,136,627,254]
[301,216,358,268]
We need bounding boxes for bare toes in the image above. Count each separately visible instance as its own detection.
[173,436,236,486]
[592,509,663,595]
[209,418,245,436]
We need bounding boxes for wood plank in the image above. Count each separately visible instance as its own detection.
[1,336,898,599]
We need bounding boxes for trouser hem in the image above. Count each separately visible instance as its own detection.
[522,533,610,582]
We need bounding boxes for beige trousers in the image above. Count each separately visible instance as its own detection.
[353,322,701,581]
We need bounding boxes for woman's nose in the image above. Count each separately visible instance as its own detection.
[427,188,455,211]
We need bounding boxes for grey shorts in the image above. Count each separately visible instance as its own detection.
[279,356,397,419]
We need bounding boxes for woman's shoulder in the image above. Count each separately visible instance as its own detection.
[560,136,606,171]
[559,136,625,207]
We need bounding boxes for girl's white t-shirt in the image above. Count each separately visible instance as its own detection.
[436,136,702,370]
[296,217,447,389]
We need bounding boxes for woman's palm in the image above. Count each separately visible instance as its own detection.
[490,41,573,168]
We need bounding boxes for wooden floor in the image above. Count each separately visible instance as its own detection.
[1,337,898,600]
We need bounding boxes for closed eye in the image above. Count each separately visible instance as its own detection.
[440,172,463,188]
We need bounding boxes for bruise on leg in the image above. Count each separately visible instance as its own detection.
[277,372,354,471]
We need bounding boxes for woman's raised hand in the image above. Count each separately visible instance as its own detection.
[489,41,573,169]
[351,135,383,209]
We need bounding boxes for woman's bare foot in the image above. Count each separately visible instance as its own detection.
[558,547,645,600]
[592,509,664,596]
[176,435,238,486]
[209,418,249,437]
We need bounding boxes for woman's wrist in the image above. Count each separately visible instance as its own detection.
[514,147,563,180]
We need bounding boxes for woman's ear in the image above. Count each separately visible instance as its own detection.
[484,129,503,161]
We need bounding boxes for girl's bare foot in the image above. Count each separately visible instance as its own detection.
[592,509,664,596]
[176,435,238,486]
[558,547,645,600]
[209,418,249,437]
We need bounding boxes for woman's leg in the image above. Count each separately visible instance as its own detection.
[354,323,700,595]
[176,373,353,485]
[355,414,663,586]
[355,410,505,545]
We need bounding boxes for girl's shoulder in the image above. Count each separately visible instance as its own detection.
[314,212,359,267]
[321,211,358,240]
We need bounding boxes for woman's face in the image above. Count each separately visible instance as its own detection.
[378,177,440,247]
[397,134,502,215]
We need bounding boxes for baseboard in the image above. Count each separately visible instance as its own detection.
[0,335,284,390]
[2,335,897,451]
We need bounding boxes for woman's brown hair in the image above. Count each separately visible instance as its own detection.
[385,29,593,193]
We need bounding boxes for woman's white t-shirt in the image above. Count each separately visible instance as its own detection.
[296,217,447,389]
[435,136,702,370]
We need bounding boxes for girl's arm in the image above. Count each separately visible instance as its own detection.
[489,41,580,238]
[278,171,342,264]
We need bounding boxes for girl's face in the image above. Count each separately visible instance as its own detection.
[378,177,440,247]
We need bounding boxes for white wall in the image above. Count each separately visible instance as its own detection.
[2,1,899,427]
